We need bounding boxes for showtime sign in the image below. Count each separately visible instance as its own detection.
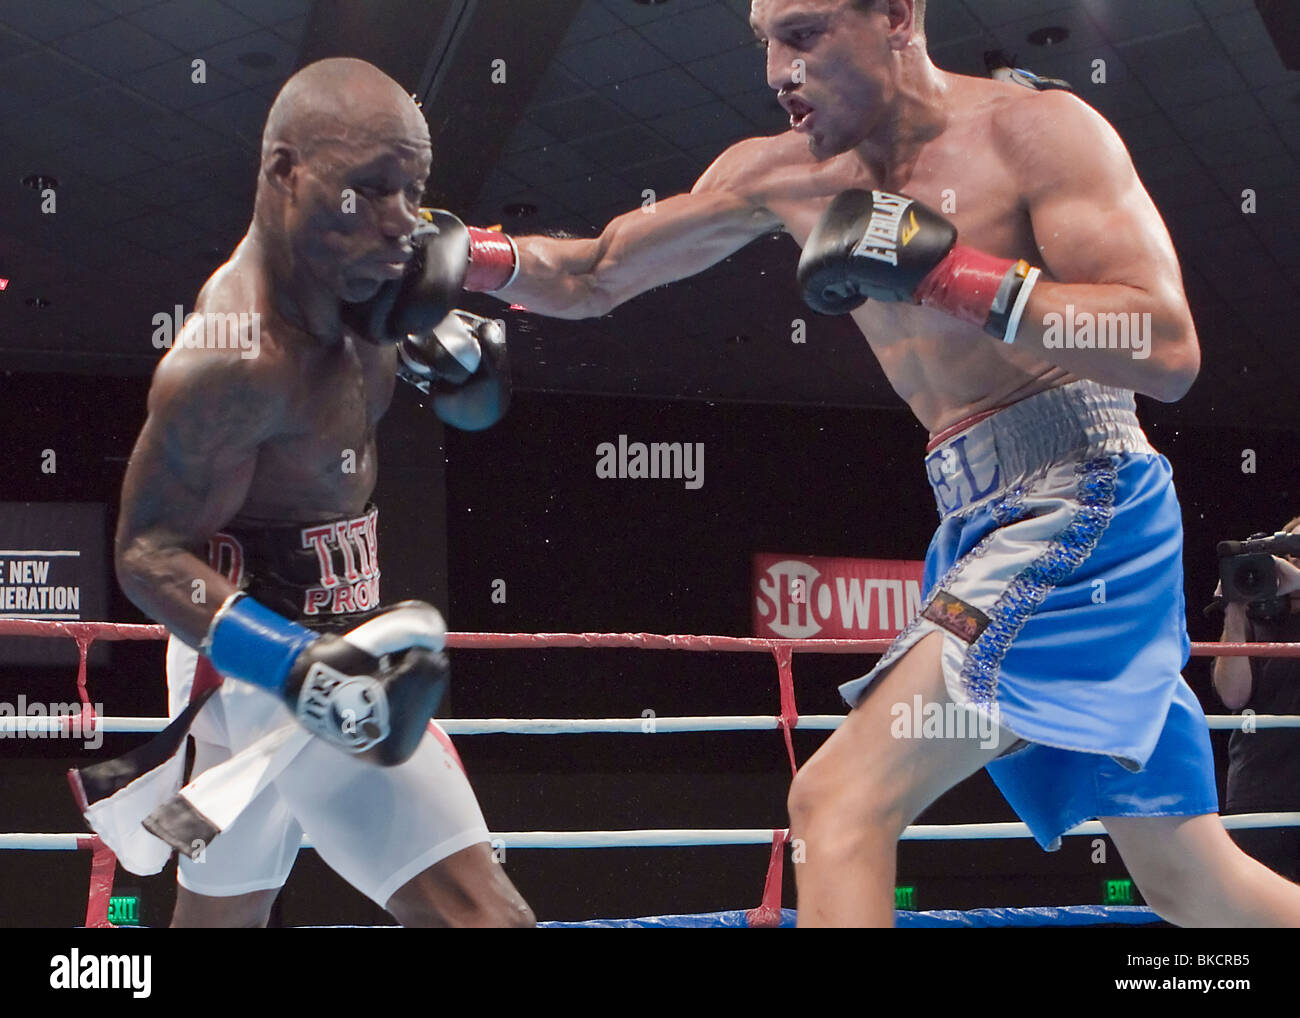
[753,553,925,640]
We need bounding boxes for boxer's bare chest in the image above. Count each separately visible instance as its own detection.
[244,334,396,521]
[761,99,1067,433]
[774,118,1028,255]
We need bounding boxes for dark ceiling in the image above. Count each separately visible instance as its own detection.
[0,0,1297,423]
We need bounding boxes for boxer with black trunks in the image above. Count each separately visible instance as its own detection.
[80,58,532,927]
[446,0,1300,926]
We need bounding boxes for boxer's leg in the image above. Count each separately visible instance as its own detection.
[167,640,302,928]
[788,631,1019,927]
[171,887,280,929]
[1103,814,1300,926]
[170,736,302,928]
[275,721,534,928]
[385,843,534,928]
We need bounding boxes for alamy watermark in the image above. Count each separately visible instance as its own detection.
[890,694,1000,750]
[50,950,150,997]
[1041,305,1151,360]
[152,306,260,359]
[595,435,704,490]
[0,696,104,750]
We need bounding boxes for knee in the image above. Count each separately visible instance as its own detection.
[1127,867,1200,927]
[494,900,537,929]
[787,756,902,841]
[458,895,536,929]
[1136,884,1192,927]
[787,761,824,831]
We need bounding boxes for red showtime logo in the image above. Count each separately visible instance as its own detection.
[752,553,924,639]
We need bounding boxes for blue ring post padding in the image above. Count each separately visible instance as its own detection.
[535,906,1161,928]
[206,596,318,695]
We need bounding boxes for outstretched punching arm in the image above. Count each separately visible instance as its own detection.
[472,139,784,319]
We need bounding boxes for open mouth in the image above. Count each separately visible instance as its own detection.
[785,96,815,132]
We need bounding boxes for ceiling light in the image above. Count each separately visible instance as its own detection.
[1027,26,1069,46]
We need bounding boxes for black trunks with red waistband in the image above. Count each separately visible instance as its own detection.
[202,504,381,633]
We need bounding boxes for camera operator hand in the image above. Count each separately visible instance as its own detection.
[1213,581,1254,711]
[1212,556,1299,711]
[1275,556,1300,595]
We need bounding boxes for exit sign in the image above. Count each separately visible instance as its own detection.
[1103,879,1135,905]
[108,895,140,925]
[895,885,917,911]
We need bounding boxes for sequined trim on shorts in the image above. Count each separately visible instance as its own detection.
[989,483,1029,527]
[957,457,1119,709]
[886,485,1037,656]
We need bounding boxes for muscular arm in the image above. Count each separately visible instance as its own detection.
[1212,604,1254,711]
[497,139,783,318]
[115,345,284,648]
[1008,92,1199,401]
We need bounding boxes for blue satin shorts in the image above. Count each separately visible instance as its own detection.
[839,381,1219,850]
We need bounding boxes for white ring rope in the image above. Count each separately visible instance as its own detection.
[6,813,1299,852]
[3,713,1298,735]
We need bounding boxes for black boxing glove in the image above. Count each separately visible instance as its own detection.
[797,189,1042,343]
[397,310,511,430]
[343,209,467,345]
[344,211,520,346]
[203,594,449,766]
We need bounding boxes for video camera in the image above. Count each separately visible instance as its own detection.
[1216,532,1300,622]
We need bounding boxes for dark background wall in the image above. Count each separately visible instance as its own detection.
[2,367,1296,927]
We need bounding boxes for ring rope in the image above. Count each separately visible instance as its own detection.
[3,713,1297,736]
[7,813,1299,853]
[2,617,1299,657]
[4,618,1299,926]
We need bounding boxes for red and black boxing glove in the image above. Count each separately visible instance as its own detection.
[344,209,519,345]
[797,189,1042,344]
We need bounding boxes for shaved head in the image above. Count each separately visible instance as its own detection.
[252,58,433,311]
[262,57,429,169]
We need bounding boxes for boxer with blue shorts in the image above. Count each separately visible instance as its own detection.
[465,0,1300,928]
[838,380,1219,851]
